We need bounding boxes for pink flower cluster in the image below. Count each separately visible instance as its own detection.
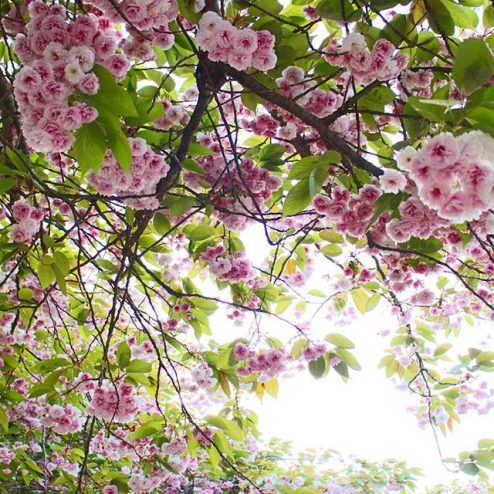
[313,184,381,237]
[397,131,494,223]
[302,342,328,361]
[129,472,164,494]
[0,448,15,465]
[86,383,139,422]
[155,99,189,130]
[185,138,282,230]
[46,451,80,477]
[10,199,44,244]
[201,246,253,282]
[190,362,214,389]
[12,1,129,153]
[379,169,407,194]
[41,404,83,434]
[325,34,407,84]
[87,0,178,61]
[386,196,448,243]
[196,12,277,71]
[87,137,170,210]
[409,288,435,306]
[400,69,433,97]
[234,343,291,379]
[276,66,344,118]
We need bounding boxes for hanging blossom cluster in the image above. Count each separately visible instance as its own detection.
[41,404,84,434]
[86,383,139,422]
[86,0,178,61]
[87,137,170,210]
[201,246,254,282]
[234,343,296,380]
[397,131,494,223]
[155,98,190,130]
[10,199,44,244]
[313,184,381,237]
[196,12,277,71]
[325,34,408,84]
[90,427,163,462]
[12,1,130,153]
[386,196,448,243]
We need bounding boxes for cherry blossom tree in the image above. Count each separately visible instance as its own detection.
[1,0,494,492]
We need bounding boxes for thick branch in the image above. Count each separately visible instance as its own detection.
[0,68,25,150]
[222,65,384,177]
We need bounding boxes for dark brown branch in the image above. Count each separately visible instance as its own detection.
[222,64,384,177]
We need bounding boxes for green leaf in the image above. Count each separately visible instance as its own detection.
[31,358,70,373]
[18,288,34,300]
[188,142,214,157]
[264,379,279,399]
[442,0,478,29]
[127,425,158,440]
[334,361,350,379]
[126,359,152,373]
[106,125,132,172]
[319,230,344,243]
[209,444,220,468]
[484,5,494,28]
[205,415,244,441]
[52,264,67,295]
[177,0,201,22]
[325,333,355,349]
[0,406,9,432]
[458,462,480,475]
[25,459,44,475]
[283,179,311,216]
[434,343,452,357]
[366,292,380,312]
[0,178,16,193]
[334,348,361,371]
[316,0,361,21]
[184,224,216,241]
[71,121,107,174]
[29,384,54,398]
[259,144,285,162]
[170,196,195,217]
[182,158,205,175]
[452,39,494,93]
[153,213,171,235]
[351,289,368,315]
[37,263,55,289]
[308,167,326,198]
[117,342,131,368]
[320,244,343,257]
[91,65,138,117]
[415,32,440,63]
[5,148,30,174]
[400,236,443,254]
[308,355,328,379]
[408,96,451,122]
[241,92,262,112]
[53,251,70,276]
[426,0,455,36]
[381,14,415,46]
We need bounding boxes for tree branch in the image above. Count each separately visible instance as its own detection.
[222,64,384,177]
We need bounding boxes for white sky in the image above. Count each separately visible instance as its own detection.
[237,226,494,489]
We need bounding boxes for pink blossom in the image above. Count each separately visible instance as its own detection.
[379,169,407,194]
[12,199,32,221]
